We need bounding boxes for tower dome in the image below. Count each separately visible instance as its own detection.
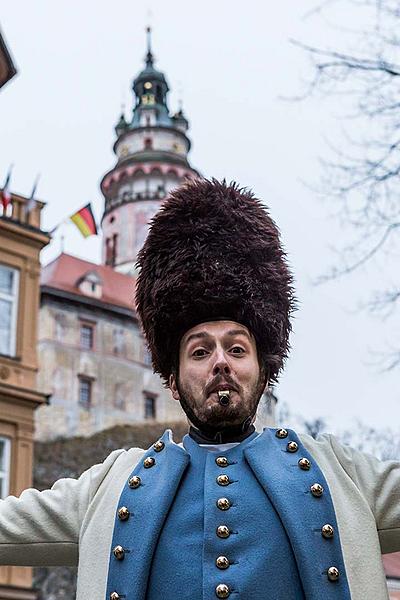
[100,27,200,275]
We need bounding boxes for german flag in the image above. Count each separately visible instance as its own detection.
[70,204,98,238]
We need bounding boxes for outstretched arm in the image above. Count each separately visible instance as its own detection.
[0,448,125,566]
[328,435,400,554]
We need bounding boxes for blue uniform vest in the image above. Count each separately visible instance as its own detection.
[105,428,351,600]
[146,431,305,599]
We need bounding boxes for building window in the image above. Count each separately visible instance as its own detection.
[144,392,156,420]
[113,328,126,356]
[80,323,94,350]
[144,137,153,150]
[0,264,19,357]
[114,382,126,410]
[143,343,152,367]
[0,437,11,499]
[55,313,66,341]
[78,376,92,409]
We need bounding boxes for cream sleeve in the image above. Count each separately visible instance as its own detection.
[328,435,400,554]
[0,448,125,566]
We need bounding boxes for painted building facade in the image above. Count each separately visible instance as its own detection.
[36,253,183,440]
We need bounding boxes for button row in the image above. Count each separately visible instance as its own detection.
[215,458,233,597]
[110,441,167,600]
[275,429,340,583]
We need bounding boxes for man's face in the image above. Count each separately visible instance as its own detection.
[169,320,266,430]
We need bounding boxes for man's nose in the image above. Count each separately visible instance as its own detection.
[212,353,231,376]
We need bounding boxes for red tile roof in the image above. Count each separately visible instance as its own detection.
[41,253,136,313]
[383,552,400,579]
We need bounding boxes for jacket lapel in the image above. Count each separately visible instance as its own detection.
[105,429,190,600]
[244,428,351,600]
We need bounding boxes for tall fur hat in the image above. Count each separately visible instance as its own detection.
[136,178,295,384]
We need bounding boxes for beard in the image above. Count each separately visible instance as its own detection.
[176,372,266,435]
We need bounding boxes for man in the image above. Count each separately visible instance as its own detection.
[0,179,398,600]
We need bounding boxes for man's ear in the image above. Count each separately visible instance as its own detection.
[169,373,180,401]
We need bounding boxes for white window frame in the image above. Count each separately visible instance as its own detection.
[0,437,11,499]
[80,323,94,350]
[0,265,19,357]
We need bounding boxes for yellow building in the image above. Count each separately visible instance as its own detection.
[0,195,49,596]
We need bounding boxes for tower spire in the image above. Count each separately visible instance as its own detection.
[145,26,154,67]
[100,27,200,274]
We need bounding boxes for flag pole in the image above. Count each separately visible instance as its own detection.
[48,217,68,237]
[26,173,40,213]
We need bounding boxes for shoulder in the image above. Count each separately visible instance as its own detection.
[296,431,399,493]
[87,446,146,498]
[297,431,360,473]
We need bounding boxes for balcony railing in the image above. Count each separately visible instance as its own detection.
[0,192,43,229]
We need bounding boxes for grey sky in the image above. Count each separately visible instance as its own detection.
[1,1,398,433]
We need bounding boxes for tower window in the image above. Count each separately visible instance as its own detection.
[106,234,118,267]
[144,137,153,150]
[78,376,92,409]
[143,392,157,420]
[80,323,94,350]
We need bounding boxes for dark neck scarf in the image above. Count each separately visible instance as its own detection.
[189,423,256,445]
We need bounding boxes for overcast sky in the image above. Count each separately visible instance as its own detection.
[1,1,398,434]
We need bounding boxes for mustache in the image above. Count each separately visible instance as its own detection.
[205,375,240,397]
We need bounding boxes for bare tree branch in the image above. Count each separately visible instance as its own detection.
[296,0,400,368]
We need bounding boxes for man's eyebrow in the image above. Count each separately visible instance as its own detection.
[226,329,251,340]
[183,328,251,347]
[184,331,210,346]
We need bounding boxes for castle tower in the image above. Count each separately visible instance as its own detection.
[100,28,200,274]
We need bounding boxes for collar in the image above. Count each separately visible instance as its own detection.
[189,423,256,444]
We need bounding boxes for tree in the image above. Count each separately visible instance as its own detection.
[303,417,327,440]
[339,419,400,460]
[296,0,400,369]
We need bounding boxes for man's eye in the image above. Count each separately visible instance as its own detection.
[230,346,245,354]
[192,348,208,357]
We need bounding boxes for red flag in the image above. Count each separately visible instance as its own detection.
[0,166,12,209]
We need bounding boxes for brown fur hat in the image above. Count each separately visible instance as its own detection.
[135,178,295,384]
